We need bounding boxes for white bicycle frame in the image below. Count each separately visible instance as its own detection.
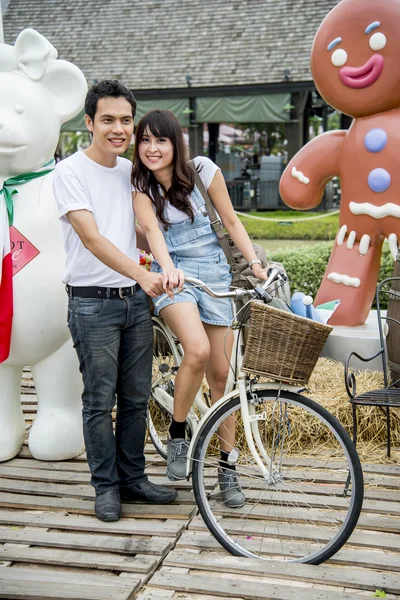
[150,271,303,479]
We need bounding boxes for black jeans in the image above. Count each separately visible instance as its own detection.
[68,289,153,493]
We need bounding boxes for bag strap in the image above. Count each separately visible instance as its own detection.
[188,160,237,271]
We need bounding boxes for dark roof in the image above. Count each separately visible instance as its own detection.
[3,0,339,92]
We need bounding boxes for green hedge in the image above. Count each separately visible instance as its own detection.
[269,242,394,309]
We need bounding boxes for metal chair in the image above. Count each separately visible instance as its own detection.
[345,277,400,458]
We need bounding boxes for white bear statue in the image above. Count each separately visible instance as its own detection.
[0,28,87,461]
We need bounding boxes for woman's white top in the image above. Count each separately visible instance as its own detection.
[162,156,219,224]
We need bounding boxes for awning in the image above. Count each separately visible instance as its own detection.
[61,93,291,131]
[196,93,290,123]
[61,98,190,131]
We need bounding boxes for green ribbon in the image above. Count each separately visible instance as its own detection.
[0,158,56,227]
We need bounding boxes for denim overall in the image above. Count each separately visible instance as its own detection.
[151,185,233,326]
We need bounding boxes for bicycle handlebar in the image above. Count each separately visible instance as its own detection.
[155,267,286,306]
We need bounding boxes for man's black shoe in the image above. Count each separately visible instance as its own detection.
[95,488,121,522]
[120,478,178,504]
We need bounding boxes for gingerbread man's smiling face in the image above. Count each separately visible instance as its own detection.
[311,0,400,118]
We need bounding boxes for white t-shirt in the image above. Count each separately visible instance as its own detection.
[53,151,138,287]
[162,156,219,224]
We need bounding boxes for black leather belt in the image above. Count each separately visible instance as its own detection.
[66,284,140,299]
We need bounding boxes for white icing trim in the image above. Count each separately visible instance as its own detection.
[388,233,398,261]
[347,230,356,249]
[337,225,347,246]
[291,166,310,185]
[327,272,361,288]
[350,202,400,219]
[359,234,370,255]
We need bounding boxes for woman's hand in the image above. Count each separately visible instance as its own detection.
[162,267,185,297]
[251,263,269,281]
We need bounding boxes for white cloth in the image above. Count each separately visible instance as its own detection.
[162,156,219,224]
[53,151,138,287]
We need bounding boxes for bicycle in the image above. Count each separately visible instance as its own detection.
[148,269,364,564]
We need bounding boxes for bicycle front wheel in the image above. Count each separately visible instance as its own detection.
[149,319,180,459]
[192,389,363,564]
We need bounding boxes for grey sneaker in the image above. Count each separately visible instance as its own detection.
[218,468,246,508]
[167,438,189,481]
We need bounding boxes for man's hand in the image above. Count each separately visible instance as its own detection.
[138,271,166,298]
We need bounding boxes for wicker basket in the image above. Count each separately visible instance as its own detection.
[242,302,333,385]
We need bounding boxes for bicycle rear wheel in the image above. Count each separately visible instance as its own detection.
[192,388,363,564]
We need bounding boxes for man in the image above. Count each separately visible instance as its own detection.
[53,80,177,522]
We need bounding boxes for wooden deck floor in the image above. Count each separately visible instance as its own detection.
[0,373,399,599]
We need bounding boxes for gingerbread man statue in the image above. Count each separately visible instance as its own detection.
[280,0,400,326]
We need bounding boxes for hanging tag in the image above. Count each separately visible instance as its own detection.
[227,447,239,465]
[10,226,40,276]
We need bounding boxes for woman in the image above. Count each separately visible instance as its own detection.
[132,110,268,508]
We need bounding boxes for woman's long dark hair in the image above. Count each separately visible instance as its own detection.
[132,110,195,228]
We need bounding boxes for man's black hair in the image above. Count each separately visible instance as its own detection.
[85,80,137,122]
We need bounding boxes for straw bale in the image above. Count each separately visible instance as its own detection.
[151,350,399,462]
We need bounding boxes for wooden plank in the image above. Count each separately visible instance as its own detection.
[363,487,400,502]
[362,463,400,477]
[355,512,400,533]
[206,497,400,525]
[283,457,400,478]
[210,479,400,504]
[164,551,400,595]
[3,458,183,479]
[0,466,204,489]
[0,527,174,556]
[0,545,155,573]
[140,595,240,600]
[207,488,400,516]
[176,532,400,571]
[0,566,140,588]
[6,457,90,472]
[284,468,400,490]
[0,492,196,519]
[0,478,193,503]
[263,479,400,503]
[148,571,360,600]
[361,474,400,490]
[353,497,400,516]
[0,581,132,600]
[189,516,400,552]
[0,567,136,600]
[0,465,90,484]
[137,591,174,599]
[0,510,185,537]
[15,446,164,465]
